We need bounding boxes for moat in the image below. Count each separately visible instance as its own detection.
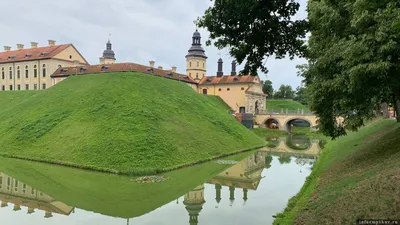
[0,135,322,225]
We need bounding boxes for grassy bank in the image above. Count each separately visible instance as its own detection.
[274,119,400,224]
[266,99,308,110]
[0,151,254,219]
[0,72,264,175]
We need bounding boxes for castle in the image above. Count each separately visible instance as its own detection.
[0,30,267,114]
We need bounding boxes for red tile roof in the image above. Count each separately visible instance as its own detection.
[50,62,198,84]
[0,44,88,64]
[199,74,260,85]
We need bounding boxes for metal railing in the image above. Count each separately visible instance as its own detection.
[256,109,314,115]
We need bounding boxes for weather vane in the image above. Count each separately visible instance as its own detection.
[193,20,198,30]
[108,32,111,41]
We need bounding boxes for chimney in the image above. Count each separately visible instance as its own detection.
[172,66,177,72]
[48,40,56,46]
[16,44,24,50]
[3,46,11,52]
[231,60,237,76]
[217,58,223,77]
[149,60,155,68]
[30,42,38,48]
[158,66,163,70]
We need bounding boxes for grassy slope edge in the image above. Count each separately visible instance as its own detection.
[0,72,264,175]
[273,119,400,224]
[266,99,308,111]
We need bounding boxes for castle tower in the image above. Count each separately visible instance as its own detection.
[186,30,207,81]
[183,184,206,225]
[99,39,116,64]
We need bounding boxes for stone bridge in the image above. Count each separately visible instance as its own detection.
[260,137,322,156]
[254,113,318,132]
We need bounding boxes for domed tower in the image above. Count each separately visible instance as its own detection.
[99,39,116,64]
[186,30,207,81]
[183,184,206,225]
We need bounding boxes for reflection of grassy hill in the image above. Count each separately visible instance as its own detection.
[266,99,308,110]
[0,152,253,219]
[0,72,264,175]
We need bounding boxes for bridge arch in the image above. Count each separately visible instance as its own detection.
[283,117,314,133]
[263,117,280,129]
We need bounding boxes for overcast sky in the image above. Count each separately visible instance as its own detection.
[0,0,307,90]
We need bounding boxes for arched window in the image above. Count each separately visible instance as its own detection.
[189,62,192,67]
[196,73,199,79]
[42,64,46,77]
[34,65,37,78]
[25,65,29,78]
[9,67,12,79]
[1,67,4,80]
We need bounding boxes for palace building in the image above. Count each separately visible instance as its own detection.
[0,40,88,91]
[186,30,267,114]
[0,32,266,115]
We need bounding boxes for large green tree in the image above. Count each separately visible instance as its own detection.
[304,0,400,138]
[197,0,308,76]
[274,85,295,99]
[262,80,274,96]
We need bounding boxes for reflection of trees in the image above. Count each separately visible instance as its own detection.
[278,154,291,164]
[265,154,273,168]
[295,156,315,167]
[285,135,311,150]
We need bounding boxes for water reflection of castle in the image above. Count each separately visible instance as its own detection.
[183,151,266,225]
[0,172,74,218]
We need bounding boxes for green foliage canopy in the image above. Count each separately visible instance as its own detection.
[197,0,308,76]
[304,0,400,138]
[263,80,274,96]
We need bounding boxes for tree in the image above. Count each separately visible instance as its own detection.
[196,0,308,76]
[262,80,274,96]
[273,85,295,99]
[304,0,400,139]
[294,86,308,105]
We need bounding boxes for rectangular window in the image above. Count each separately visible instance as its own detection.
[25,70,28,78]
[34,84,37,90]
[17,70,20,79]
[43,69,46,77]
[9,71,12,79]
[1,72,4,79]
[25,84,29,90]
[9,85,12,91]
[34,69,37,78]
[42,83,46,90]
[17,85,21,90]
[1,85,4,91]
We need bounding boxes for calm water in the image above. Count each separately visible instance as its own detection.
[0,135,322,225]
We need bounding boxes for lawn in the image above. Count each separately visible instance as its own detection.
[266,99,309,111]
[273,119,400,224]
[0,72,264,175]
[0,151,255,219]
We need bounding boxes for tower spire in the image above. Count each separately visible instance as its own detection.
[100,35,116,64]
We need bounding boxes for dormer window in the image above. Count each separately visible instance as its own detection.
[167,72,173,76]
[146,68,153,73]
[206,78,212,82]
[25,53,33,58]
[183,75,189,79]
[61,68,68,73]
[8,55,16,60]
[233,77,239,81]
[101,66,109,71]
[80,67,88,73]
[40,52,49,57]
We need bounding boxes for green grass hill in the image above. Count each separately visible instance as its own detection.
[266,99,308,111]
[0,72,264,175]
[274,119,400,224]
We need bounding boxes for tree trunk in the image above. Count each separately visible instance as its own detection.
[394,94,400,122]
[382,102,389,119]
